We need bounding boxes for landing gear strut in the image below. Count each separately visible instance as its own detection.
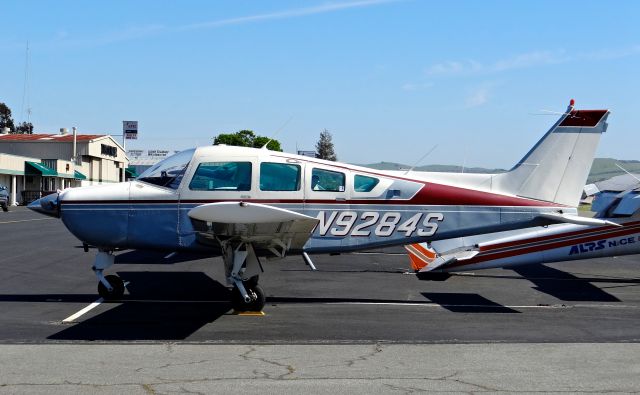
[93,249,125,300]
[221,241,265,312]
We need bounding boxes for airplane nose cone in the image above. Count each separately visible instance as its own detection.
[28,193,60,218]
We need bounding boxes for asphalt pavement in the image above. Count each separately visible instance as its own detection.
[1,206,639,392]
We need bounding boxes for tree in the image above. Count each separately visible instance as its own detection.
[315,129,337,161]
[0,103,15,133]
[213,130,282,151]
[15,121,34,134]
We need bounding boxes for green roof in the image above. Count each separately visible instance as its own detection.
[25,161,57,176]
[74,170,87,180]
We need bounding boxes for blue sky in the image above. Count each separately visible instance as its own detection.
[1,0,639,168]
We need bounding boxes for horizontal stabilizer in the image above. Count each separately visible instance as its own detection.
[418,249,479,272]
[537,212,621,227]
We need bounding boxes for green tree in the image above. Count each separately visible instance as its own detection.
[15,121,34,134]
[0,103,15,133]
[213,130,282,151]
[315,129,337,161]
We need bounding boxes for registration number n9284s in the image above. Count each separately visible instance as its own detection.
[315,211,444,238]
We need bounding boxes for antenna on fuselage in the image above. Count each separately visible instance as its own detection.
[404,144,438,175]
[261,116,294,150]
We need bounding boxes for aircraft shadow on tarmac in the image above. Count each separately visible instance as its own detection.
[420,293,519,313]
[48,272,233,341]
[43,271,522,340]
[509,265,627,302]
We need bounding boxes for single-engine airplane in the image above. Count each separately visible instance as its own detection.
[406,180,640,279]
[29,100,610,311]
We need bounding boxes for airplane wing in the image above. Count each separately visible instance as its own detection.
[188,202,319,255]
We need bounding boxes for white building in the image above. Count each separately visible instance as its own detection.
[0,129,129,204]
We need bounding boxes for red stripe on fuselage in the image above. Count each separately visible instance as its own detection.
[447,222,640,268]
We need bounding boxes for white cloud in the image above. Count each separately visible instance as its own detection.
[465,87,490,108]
[426,60,482,75]
[491,50,567,72]
[424,46,640,77]
[464,82,499,108]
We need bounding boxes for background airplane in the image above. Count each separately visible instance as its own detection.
[406,182,640,279]
[29,101,610,311]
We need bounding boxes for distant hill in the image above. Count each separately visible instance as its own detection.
[358,161,506,174]
[587,158,640,184]
[358,158,640,184]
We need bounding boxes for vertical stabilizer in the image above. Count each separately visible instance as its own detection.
[494,101,609,207]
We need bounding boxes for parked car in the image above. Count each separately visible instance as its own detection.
[0,184,9,212]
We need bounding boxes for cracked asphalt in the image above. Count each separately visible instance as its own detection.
[1,207,640,393]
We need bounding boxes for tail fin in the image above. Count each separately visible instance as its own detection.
[494,100,609,207]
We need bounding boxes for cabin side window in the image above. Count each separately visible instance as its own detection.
[189,162,252,191]
[354,174,380,192]
[311,168,345,192]
[260,162,301,191]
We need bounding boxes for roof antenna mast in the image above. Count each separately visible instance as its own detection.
[404,144,438,175]
[20,41,32,124]
[262,116,294,150]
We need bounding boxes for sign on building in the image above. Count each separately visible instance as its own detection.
[127,149,144,158]
[123,121,138,140]
[147,150,169,157]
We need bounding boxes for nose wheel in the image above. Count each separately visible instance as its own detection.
[93,250,126,300]
[97,274,125,300]
[231,280,265,312]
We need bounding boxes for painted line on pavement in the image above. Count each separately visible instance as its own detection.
[0,218,55,224]
[62,298,104,323]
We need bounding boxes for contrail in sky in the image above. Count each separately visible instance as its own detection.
[178,0,404,31]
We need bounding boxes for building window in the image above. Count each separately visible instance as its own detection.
[354,174,380,192]
[101,144,117,157]
[189,162,252,191]
[311,168,345,192]
[260,163,301,191]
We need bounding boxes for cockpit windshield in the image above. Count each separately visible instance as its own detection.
[137,148,195,189]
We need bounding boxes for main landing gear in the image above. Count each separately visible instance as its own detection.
[221,241,266,312]
[93,249,125,300]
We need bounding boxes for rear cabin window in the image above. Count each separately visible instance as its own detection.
[189,162,252,191]
[260,162,301,191]
[311,168,345,192]
[354,174,380,192]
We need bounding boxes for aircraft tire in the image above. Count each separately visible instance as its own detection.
[231,284,265,312]
[97,275,125,300]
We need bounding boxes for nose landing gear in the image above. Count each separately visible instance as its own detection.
[93,249,125,300]
[231,277,266,312]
